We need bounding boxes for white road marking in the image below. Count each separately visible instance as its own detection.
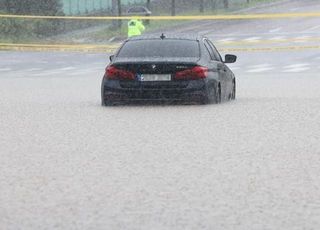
[229,66,240,71]
[250,64,272,68]
[25,68,43,72]
[269,27,282,33]
[27,67,83,76]
[282,68,310,73]
[294,36,311,43]
[30,70,65,76]
[307,25,320,31]
[284,64,310,68]
[289,7,299,12]
[199,29,216,35]
[58,67,77,71]
[68,69,101,76]
[269,36,286,40]
[247,64,274,73]
[282,63,310,73]
[217,38,236,44]
[0,68,12,71]
[243,37,262,43]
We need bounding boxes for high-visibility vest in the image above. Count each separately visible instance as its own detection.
[128,19,145,38]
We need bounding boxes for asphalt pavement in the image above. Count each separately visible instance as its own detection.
[1,0,320,229]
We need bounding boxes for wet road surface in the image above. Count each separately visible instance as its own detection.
[1,0,320,229]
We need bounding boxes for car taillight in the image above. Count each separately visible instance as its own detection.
[174,66,208,80]
[105,65,135,80]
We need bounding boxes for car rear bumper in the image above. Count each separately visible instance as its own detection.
[102,79,207,103]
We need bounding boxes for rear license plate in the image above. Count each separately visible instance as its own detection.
[138,74,171,81]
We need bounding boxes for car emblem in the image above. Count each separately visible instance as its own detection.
[136,74,144,81]
[151,64,156,70]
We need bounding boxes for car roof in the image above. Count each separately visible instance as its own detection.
[127,33,204,42]
[127,6,150,12]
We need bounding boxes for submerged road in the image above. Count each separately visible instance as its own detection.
[1,0,320,229]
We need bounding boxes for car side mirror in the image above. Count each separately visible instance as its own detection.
[224,54,237,63]
[109,55,115,62]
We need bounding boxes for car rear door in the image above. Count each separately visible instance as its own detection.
[207,40,233,99]
[204,39,228,99]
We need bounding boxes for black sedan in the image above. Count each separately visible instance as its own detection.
[101,34,237,105]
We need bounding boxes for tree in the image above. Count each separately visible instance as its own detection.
[0,0,64,38]
[1,0,63,15]
[223,0,229,9]
[146,0,151,10]
[111,0,121,28]
[210,0,218,11]
[171,0,175,16]
[200,0,204,13]
[117,0,121,28]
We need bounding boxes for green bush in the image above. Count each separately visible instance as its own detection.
[0,18,34,41]
[0,0,64,41]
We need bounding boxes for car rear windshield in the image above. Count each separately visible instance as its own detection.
[117,39,200,58]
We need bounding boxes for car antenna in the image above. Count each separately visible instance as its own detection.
[160,33,166,40]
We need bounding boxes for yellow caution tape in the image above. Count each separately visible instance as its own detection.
[0,12,320,20]
[1,43,320,52]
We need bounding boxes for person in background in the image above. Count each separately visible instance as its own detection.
[127,18,145,38]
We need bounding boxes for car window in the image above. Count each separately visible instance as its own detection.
[207,40,222,62]
[204,39,221,61]
[204,40,216,60]
[118,39,200,58]
[128,7,145,13]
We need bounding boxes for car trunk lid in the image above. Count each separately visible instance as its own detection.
[112,57,199,89]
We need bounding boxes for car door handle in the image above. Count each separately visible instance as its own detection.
[218,68,227,72]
